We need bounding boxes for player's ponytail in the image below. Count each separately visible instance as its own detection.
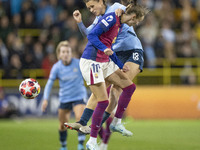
[125,1,149,19]
[129,0,137,5]
[121,0,137,6]
[133,0,137,5]
[126,0,137,10]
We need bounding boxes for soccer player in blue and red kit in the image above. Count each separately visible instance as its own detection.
[41,41,87,150]
[64,1,147,149]
[77,3,146,150]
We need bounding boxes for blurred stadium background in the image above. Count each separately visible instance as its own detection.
[0,0,200,150]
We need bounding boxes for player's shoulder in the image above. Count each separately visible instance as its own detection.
[49,61,60,74]
[109,2,126,11]
[103,12,116,21]
[52,60,61,69]
[100,12,116,27]
[112,2,124,8]
[73,57,79,61]
[72,58,80,64]
[54,60,61,66]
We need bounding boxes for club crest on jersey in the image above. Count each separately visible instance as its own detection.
[106,15,113,22]
[95,73,98,78]
[73,68,78,72]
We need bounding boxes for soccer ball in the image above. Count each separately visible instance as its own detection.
[19,78,41,99]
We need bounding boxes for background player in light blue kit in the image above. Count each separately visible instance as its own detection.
[41,41,87,150]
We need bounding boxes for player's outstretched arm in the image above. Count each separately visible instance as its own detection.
[73,10,89,37]
[41,99,48,112]
[73,10,82,23]
[73,10,98,37]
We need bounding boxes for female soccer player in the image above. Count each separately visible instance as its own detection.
[66,0,146,139]
[65,0,147,148]
[41,41,87,150]
[75,2,146,150]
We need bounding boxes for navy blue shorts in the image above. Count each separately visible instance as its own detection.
[116,49,144,72]
[59,99,86,110]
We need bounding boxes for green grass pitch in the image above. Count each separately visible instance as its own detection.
[0,118,200,150]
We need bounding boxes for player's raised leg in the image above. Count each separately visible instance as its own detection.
[105,69,136,136]
[109,62,140,136]
[64,84,111,133]
[64,94,96,131]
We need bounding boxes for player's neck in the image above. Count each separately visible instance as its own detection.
[62,59,72,66]
[121,15,128,24]
[101,5,107,15]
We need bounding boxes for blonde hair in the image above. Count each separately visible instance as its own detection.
[56,41,71,60]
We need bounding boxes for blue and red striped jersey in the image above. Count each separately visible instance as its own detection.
[82,12,121,63]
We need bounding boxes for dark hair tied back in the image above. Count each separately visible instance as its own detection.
[135,0,138,5]
[128,0,137,5]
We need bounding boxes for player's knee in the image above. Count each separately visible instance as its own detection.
[112,85,122,93]
[111,85,122,98]
[129,83,136,92]
[124,83,136,92]
[110,99,117,110]
[60,122,66,130]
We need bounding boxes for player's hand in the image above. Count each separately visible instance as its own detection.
[115,8,124,17]
[41,100,48,112]
[104,48,113,56]
[73,10,82,23]
[122,64,130,72]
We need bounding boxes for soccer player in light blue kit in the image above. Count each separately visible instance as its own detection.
[41,41,87,150]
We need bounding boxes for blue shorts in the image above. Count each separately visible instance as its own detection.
[116,49,144,72]
[59,99,86,110]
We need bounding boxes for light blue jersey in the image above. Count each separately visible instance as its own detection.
[43,59,87,103]
[78,2,143,52]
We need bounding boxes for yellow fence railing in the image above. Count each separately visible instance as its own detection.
[18,29,41,37]
[0,58,200,87]
[134,58,200,85]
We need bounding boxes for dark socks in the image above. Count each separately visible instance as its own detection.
[101,111,111,126]
[59,130,67,147]
[79,108,94,126]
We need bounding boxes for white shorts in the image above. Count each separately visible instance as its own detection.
[80,58,119,85]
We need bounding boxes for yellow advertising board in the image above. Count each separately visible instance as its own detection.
[126,86,200,119]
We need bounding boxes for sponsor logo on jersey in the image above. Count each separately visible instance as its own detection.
[73,68,78,72]
[101,19,109,27]
[106,15,113,22]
